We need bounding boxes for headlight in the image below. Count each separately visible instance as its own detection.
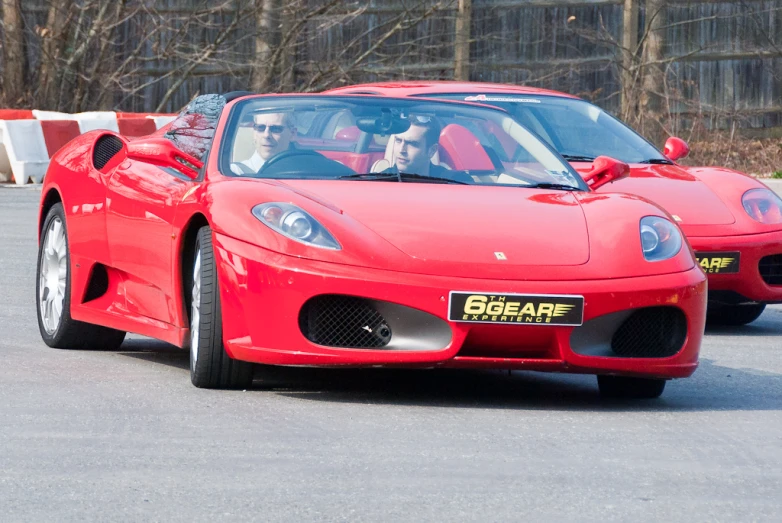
[742,188,782,224]
[640,216,682,262]
[252,203,341,250]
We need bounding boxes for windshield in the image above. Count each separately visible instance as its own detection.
[416,94,669,164]
[219,96,587,189]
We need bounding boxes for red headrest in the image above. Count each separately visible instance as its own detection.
[335,126,361,141]
[437,124,494,171]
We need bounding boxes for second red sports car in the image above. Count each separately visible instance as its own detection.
[327,82,782,326]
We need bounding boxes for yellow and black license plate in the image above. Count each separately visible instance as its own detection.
[695,251,740,274]
[448,292,584,326]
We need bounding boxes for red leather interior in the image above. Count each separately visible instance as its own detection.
[318,150,385,172]
[437,124,494,170]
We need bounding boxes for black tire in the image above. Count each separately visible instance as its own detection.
[597,375,666,399]
[36,203,126,351]
[706,303,766,327]
[189,226,254,389]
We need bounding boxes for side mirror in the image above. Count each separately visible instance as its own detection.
[126,137,203,179]
[582,155,630,190]
[663,137,690,162]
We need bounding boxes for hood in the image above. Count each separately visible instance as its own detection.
[573,163,736,226]
[282,180,590,267]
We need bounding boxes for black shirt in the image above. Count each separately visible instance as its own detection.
[381,163,452,179]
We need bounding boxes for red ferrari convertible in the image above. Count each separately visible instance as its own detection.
[327,81,782,326]
[36,92,706,397]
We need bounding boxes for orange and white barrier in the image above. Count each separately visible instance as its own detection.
[0,109,176,184]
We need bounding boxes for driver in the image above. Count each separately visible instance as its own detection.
[383,116,449,178]
[231,111,296,175]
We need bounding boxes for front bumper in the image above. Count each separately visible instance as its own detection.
[214,233,707,379]
[689,230,782,303]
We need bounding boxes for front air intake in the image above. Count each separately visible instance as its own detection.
[92,135,124,170]
[299,295,392,348]
[611,306,687,358]
[759,254,782,286]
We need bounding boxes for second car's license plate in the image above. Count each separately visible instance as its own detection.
[449,292,584,326]
[695,251,740,274]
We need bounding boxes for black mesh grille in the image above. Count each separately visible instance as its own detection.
[611,307,687,358]
[300,295,391,348]
[93,135,124,170]
[759,254,782,285]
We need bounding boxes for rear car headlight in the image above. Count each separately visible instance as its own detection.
[742,188,782,224]
[640,216,682,262]
[252,203,341,250]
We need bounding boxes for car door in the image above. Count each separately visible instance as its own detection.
[105,96,222,324]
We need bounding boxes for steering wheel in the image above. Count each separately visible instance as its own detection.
[255,149,326,176]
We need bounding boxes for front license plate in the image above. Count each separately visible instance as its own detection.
[448,292,584,326]
[695,251,741,274]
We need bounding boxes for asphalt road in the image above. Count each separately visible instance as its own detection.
[2,186,782,522]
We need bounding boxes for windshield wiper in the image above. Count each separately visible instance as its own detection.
[525,183,581,191]
[561,154,596,162]
[337,173,399,182]
[639,158,673,165]
[338,172,468,185]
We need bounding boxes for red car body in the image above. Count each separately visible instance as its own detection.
[327,82,782,323]
[36,93,706,395]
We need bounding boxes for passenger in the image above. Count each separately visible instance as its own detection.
[384,116,449,178]
[231,111,296,175]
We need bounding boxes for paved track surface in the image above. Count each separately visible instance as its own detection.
[2,187,781,522]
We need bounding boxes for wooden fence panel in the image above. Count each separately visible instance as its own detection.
[4,0,781,129]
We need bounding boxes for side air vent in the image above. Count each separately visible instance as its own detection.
[93,135,124,170]
[300,295,391,348]
[759,254,782,286]
[83,263,109,302]
[611,306,687,358]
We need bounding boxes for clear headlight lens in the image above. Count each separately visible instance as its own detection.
[252,203,341,250]
[742,188,782,224]
[640,216,682,262]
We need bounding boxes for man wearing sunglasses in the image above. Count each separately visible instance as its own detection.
[231,111,296,175]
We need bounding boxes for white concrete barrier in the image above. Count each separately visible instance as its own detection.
[0,120,50,184]
[152,115,177,129]
[75,116,120,134]
[33,109,121,134]
[1,109,175,184]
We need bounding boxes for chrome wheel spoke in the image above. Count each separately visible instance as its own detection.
[40,216,67,335]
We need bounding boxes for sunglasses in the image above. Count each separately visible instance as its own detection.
[253,124,288,134]
[403,114,433,124]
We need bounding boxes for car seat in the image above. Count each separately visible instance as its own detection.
[436,124,494,171]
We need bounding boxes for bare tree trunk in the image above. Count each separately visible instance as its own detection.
[2,0,25,106]
[454,0,471,81]
[641,0,666,137]
[279,2,296,91]
[252,0,279,92]
[38,0,72,109]
[620,0,639,120]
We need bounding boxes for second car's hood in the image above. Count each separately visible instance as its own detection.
[573,163,736,226]
[283,180,591,267]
